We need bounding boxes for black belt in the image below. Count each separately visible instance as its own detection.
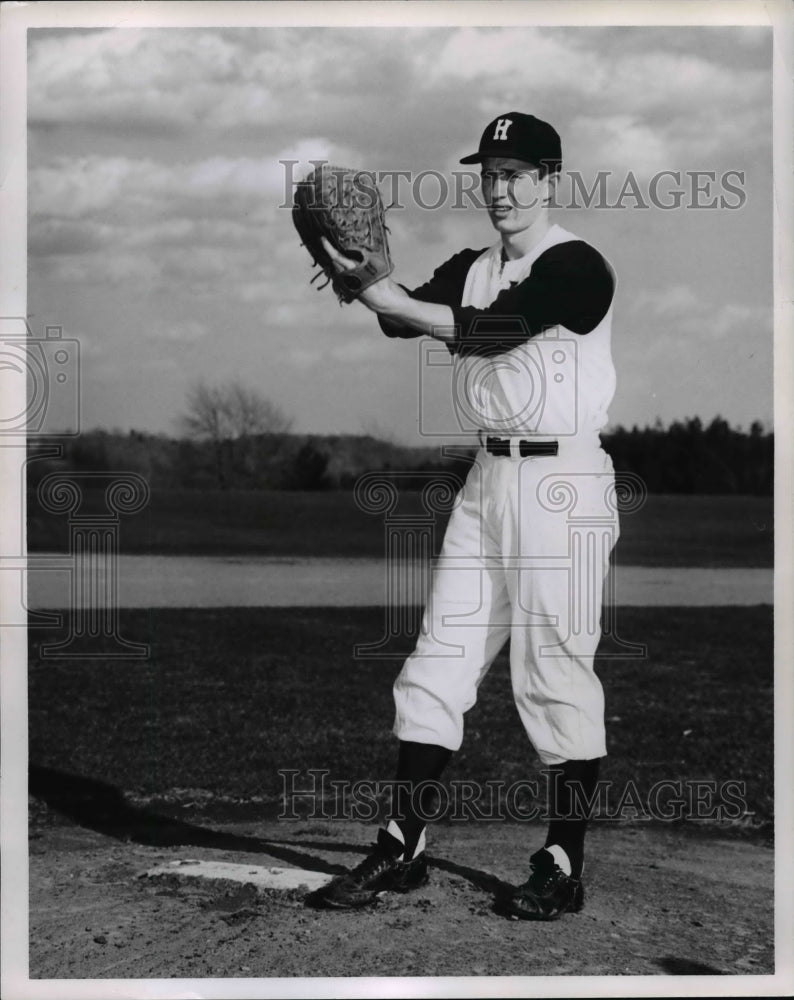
[484,436,559,458]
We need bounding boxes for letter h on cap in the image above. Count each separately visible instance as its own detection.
[493,118,513,141]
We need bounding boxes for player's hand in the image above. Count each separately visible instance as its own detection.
[321,237,400,312]
[321,237,357,273]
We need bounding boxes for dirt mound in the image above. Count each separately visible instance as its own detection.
[28,815,773,980]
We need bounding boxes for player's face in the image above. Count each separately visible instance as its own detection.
[481,156,550,235]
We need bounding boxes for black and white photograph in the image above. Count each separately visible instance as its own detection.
[1,1,792,997]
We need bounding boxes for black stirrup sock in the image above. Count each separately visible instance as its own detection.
[544,757,601,879]
[390,740,453,857]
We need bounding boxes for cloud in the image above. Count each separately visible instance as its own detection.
[25,25,772,436]
[708,302,771,340]
[633,283,701,317]
[29,155,270,221]
[28,28,242,130]
[28,153,274,301]
[146,320,208,343]
[28,144,413,314]
[28,27,770,188]
[28,218,108,257]
[426,27,770,173]
[327,334,393,364]
[27,27,428,136]
[568,115,671,180]
[629,283,771,340]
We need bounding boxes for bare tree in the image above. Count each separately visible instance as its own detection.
[180,381,228,442]
[180,378,293,488]
[225,381,293,439]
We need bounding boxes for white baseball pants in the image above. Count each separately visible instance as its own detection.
[393,445,619,765]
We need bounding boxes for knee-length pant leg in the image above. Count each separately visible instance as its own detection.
[503,451,619,764]
[393,458,511,751]
[393,449,619,762]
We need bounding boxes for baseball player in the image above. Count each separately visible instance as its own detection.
[317,112,618,919]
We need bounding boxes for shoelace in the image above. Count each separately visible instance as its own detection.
[348,845,403,881]
[528,861,563,893]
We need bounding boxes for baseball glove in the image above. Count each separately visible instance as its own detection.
[292,165,393,304]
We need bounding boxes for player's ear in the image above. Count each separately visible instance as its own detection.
[542,171,559,207]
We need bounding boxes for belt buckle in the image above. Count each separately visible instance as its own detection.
[519,439,559,458]
[485,435,511,457]
[482,434,559,458]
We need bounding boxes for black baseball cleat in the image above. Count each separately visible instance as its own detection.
[317,828,428,909]
[505,848,584,921]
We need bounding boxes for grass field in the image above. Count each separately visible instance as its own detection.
[28,606,773,839]
[27,489,773,566]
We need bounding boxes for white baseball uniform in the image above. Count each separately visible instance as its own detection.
[390,224,619,765]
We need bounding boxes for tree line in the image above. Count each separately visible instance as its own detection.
[25,418,773,495]
[26,380,773,495]
[606,417,773,495]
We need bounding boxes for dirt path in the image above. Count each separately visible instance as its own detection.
[27,813,773,982]
[25,554,773,610]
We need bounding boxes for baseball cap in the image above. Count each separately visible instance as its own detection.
[460,111,562,174]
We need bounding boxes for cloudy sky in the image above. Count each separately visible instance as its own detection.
[26,21,773,444]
